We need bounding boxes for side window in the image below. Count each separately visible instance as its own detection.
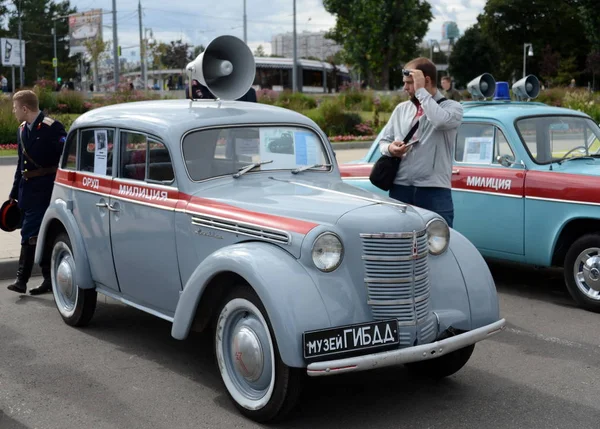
[454,123,514,165]
[62,131,77,170]
[120,131,148,181]
[120,131,174,183]
[79,129,114,175]
[148,138,174,183]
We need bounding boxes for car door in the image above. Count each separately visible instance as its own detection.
[451,122,526,256]
[69,128,121,292]
[108,130,181,317]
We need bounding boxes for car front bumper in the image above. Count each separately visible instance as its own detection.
[306,318,506,376]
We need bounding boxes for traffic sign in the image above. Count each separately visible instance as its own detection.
[52,57,57,68]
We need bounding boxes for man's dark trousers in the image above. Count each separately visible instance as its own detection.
[389,184,454,227]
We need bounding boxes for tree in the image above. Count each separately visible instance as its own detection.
[83,38,110,91]
[160,39,192,69]
[585,51,600,90]
[477,0,590,81]
[147,41,169,70]
[6,0,78,87]
[568,0,600,51]
[193,45,205,58]
[253,44,266,57]
[323,0,433,90]
[447,24,500,89]
[539,44,560,87]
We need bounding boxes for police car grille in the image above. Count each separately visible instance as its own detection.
[360,230,430,325]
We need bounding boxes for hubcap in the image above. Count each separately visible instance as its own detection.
[51,241,78,317]
[215,297,276,411]
[231,326,264,382]
[574,247,600,300]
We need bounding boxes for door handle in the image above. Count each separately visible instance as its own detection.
[452,168,460,175]
[95,202,108,208]
[107,204,119,212]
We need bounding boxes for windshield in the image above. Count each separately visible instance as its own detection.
[182,125,331,181]
[515,115,600,164]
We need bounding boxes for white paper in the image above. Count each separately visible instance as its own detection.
[94,129,108,175]
[463,136,493,164]
[259,128,297,168]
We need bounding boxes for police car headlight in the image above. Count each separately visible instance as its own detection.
[312,233,343,272]
[426,218,449,255]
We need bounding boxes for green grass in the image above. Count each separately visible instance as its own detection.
[0,149,17,156]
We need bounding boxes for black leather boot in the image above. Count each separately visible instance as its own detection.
[7,244,35,294]
[30,263,52,295]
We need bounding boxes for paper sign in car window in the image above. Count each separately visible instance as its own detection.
[463,136,493,164]
[259,128,296,168]
[294,130,321,166]
[94,129,108,175]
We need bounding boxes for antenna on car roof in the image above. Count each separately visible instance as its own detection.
[185,35,256,107]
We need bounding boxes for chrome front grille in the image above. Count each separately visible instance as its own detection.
[361,230,430,326]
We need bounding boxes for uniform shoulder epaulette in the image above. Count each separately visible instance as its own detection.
[42,117,55,126]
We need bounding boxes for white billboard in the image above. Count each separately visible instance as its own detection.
[0,38,25,67]
[68,9,103,55]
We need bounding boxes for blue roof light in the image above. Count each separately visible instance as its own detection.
[493,82,511,101]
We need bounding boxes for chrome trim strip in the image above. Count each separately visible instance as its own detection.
[306,319,506,376]
[362,251,428,261]
[368,293,429,306]
[452,188,522,199]
[360,230,427,239]
[191,214,291,245]
[525,196,600,207]
[96,286,174,323]
[271,178,408,212]
[364,272,428,284]
[342,176,370,180]
[109,194,176,211]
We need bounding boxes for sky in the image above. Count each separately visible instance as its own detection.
[67,0,486,62]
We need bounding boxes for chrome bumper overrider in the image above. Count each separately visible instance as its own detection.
[306,318,506,376]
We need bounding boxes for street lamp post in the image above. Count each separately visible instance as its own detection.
[18,0,23,87]
[429,39,440,60]
[292,0,297,92]
[523,43,533,78]
[52,23,58,83]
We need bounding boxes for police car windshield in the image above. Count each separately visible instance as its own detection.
[182,125,331,181]
[515,115,600,164]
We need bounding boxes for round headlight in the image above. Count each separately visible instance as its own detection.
[426,218,449,255]
[312,233,343,272]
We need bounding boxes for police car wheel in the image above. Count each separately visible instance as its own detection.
[405,344,475,379]
[564,233,600,313]
[213,285,304,423]
[51,232,97,326]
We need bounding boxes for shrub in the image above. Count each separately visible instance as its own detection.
[56,90,86,113]
[275,90,317,111]
[0,101,21,145]
[256,88,278,104]
[316,99,363,136]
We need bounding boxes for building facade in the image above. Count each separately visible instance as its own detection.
[271,31,342,61]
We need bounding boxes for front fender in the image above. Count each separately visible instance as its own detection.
[448,228,501,328]
[171,242,332,368]
[34,199,94,289]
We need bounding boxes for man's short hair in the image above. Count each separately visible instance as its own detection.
[441,76,452,82]
[405,57,438,85]
[13,90,39,111]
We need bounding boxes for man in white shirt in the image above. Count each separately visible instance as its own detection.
[379,57,463,226]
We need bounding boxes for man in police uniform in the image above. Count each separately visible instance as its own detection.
[6,90,67,295]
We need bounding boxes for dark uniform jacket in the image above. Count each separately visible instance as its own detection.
[10,112,67,211]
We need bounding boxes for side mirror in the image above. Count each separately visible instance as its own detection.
[496,154,516,167]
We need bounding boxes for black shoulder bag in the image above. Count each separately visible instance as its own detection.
[369,97,447,191]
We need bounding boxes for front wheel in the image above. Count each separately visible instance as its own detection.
[214,285,303,423]
[564,233,600,313]
[51,232,97,327]
[405,344,475,379]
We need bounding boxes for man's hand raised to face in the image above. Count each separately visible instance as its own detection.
[409,69,426,90]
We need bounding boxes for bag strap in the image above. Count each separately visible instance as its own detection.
[401,96,449,144]
[19,126,42,169]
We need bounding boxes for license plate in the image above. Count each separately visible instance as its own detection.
[303,319,399,360]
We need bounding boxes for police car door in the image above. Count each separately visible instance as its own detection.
[451,122,525,256]
[109,130,180,316]
[69,128,120,292]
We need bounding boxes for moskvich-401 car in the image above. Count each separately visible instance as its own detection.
[342,73,600,313]
[35,36,505,422]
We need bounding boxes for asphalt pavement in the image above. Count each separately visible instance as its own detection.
[1,261,599,429]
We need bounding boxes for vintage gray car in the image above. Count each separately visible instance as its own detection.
[35,36,506,422]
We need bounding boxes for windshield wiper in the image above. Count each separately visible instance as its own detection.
[557,156,596,165]
[291,163,331,174]
[233,160,273,178]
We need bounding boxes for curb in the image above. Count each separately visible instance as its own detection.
[0,156,18,166]
[0,258,41,280]
[330,141,372,150]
